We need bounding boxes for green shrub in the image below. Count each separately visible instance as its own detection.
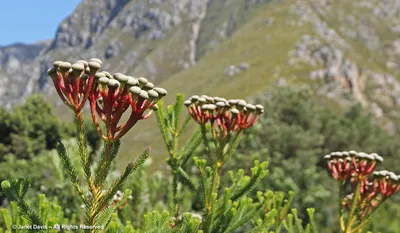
[1,60,399,233]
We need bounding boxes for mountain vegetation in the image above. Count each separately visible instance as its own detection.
[1,0,400,232]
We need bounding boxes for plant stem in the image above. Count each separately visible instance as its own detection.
[170,128,180,219]
[93,140,114,203]
[92,141,116,225]
[202,123,225,232]
[173,129,179,157]
[75,111,96,193]
[172,172,180,219]
[211,124,219,151]
[224,130,242,163]
[344,181,362,233]
[74,111,98,229]
[339,181,345,231]
[203,163,221,233]
[201,125,214,163]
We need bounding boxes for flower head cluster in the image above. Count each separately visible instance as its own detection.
[372,170,400,198]
[89,72,167,141]
[48,59,167,141]
[184,95,264,136]
[47,59,102,111]
[341,171,400,220]
[324,150,383,181]
[325,150,400,223]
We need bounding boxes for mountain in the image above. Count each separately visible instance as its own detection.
[0,0,268,107]
[0,40,51,109]
[2,0,400,168]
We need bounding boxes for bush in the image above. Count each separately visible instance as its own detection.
[0,94,67,160]
[233,86,400,232]
[0,60,399,233]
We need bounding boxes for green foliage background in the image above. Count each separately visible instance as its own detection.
[0,86,399,232]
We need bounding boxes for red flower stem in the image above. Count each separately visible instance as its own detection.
[78,74,96,111]
[71,73,80,106]
[103,89,115,142]
[141,109,154,119]
[114,112,140,141]
[95,104,106,121]
[62,74,74,104]
[111,96,130,126]
[52,80,73,110]
[113,98,146,137]
[89,100,107,141]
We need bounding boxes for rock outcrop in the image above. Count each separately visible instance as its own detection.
[0,0,271,108]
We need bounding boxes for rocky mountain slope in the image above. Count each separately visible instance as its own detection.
[2,0,400,167]
[0,0,268,107]
[0,41,51,109]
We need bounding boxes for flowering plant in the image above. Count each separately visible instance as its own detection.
[324,151,400,232]
[1,59,168,231]
[8,59,400,232]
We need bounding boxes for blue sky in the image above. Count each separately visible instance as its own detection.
[0,0,81,46]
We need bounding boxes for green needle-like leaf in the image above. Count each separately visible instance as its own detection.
[95,140,121,189]
[172,94,184,131]
[56,141,85,202]
[155,100,173,151]
[177,167,196,192]
[179,127,202,166]
[97,148,149,214]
